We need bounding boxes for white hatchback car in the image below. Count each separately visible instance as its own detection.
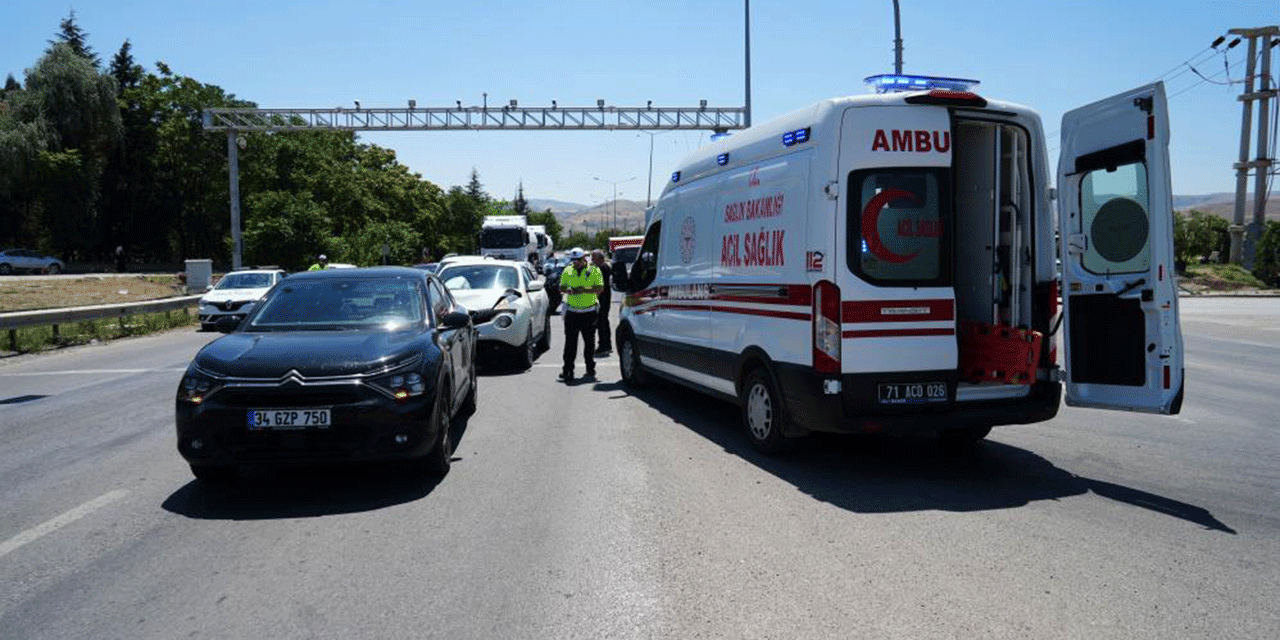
[0,248,65,275]
[198,268,287,330]
[437,258,549,369]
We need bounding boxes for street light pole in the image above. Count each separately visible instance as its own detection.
[593,175,636,234]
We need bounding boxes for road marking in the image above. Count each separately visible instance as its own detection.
[0,368,187,377]
[0,490,129,559]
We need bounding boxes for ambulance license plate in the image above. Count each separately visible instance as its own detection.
[877,382,947,405]
[247,409,331,430]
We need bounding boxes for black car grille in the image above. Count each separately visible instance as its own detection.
[216,300,251,311]
[214,385,367,408]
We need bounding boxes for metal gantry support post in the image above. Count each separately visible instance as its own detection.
[227,131,243,270]
[1229,26,1278,267]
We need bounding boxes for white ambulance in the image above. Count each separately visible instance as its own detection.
[615,74,1184,453]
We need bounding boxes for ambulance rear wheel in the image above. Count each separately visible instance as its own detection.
[741,368,791,455]
[618,331,648,388]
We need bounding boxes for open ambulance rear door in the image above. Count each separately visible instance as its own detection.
[1057,81,1184,415]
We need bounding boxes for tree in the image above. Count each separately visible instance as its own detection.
[12,43,121,258]
[512,182,530,216]
[50,10,99,67]
[1252,220,1280,287]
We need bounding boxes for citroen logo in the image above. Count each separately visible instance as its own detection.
[282,370,306,385]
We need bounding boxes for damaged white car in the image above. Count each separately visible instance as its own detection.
[437,258,550,369]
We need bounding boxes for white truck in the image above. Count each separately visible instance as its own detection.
[528,224,554,268]
[479,215,536,263]
[615,73,1184,453]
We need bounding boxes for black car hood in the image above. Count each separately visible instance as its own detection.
[195,330,428,378]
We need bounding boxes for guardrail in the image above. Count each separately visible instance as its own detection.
[0,295,202,351]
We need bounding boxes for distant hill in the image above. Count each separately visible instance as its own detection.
[553,199,648,235]
[1174,193,1278,221]
[526,198,587,216]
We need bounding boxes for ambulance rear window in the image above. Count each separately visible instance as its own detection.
[846,168,950,286]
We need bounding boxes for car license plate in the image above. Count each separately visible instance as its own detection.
[247,409,331,430]
[877,381,947,405]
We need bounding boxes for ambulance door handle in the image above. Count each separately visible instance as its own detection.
[823,181,840,200]
[1116,277,1147,297]
[1065,233,1088,255]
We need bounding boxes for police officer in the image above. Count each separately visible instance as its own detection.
[558,247,604,382]
[308,254,329,271]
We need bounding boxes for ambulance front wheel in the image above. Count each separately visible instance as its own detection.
[741,368,793,455]
[618,331,649,388]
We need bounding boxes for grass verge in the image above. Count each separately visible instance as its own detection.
[1180,263,1272,291]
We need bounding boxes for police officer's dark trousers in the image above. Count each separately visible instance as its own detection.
[562,308,597,377]
[595,293,612,352]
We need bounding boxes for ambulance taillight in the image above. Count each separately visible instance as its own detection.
[813,280,841,373]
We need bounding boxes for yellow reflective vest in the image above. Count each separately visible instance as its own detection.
[559,264,603,311]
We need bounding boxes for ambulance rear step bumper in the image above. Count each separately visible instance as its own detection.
[774,363,1062,436]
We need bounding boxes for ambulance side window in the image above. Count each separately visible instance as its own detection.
[846,168,950,286]
[630,222,662,290]
[1078,162,1150,275]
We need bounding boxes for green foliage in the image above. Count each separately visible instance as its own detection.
[347,220,422,266]
[51,10,99,67]
[1252,220,1280,287]
[527,209,563,245]
[1174,209,1229,264]
[7,306,196,354]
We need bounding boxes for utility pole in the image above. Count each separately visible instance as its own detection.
[1228,26,1278,267]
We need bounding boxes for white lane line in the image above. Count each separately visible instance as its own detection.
[0,490,129,559]
[0,368,187,377]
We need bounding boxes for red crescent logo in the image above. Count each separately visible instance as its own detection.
[861,188,923,263]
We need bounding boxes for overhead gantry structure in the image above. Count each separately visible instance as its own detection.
[203,102,748,269]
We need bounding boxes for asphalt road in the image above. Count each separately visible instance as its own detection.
[0,298,1276,639]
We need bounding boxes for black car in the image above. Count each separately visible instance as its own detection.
[545,264,566,313]
[175,267,477,482]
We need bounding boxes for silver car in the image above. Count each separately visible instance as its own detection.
[0,248,65,275]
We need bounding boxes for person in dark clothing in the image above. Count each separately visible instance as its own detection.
[114,245,126,273]
[591,249,613,356]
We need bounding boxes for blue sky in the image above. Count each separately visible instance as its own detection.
[3,0,1276,208]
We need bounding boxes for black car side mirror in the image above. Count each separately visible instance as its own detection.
[440,311,471,330]
[214,316,241,333]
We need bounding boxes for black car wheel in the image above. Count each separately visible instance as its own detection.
[459,353,478,416]
[0,264,11,275]
[47,263,61,274]
[423,388,452,477]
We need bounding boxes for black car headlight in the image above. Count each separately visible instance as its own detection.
[177,369,221,404]
[371,371,426,402]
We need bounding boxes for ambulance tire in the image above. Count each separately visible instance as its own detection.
[741,368,793,455]
[938,425,992,448]
[618,331,649,388]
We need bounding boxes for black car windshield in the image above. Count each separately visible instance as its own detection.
[246,278,424,330]
[438,264,519,291]
[215,272,274,289]
[479,227,526,249]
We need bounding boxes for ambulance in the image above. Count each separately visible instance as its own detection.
[615,74,1184,453]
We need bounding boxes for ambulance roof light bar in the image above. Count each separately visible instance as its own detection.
[863,73,980,94]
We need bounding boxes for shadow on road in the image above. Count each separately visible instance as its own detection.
[629,383,1236,534]
[161,413,474,521]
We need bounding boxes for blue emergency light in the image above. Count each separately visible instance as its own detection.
[863,73,980,94]
[782,127,811,147]
[671,171,681,183]
[717,153,729,166]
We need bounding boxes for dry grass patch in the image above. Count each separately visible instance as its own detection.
[0,275,190,312]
